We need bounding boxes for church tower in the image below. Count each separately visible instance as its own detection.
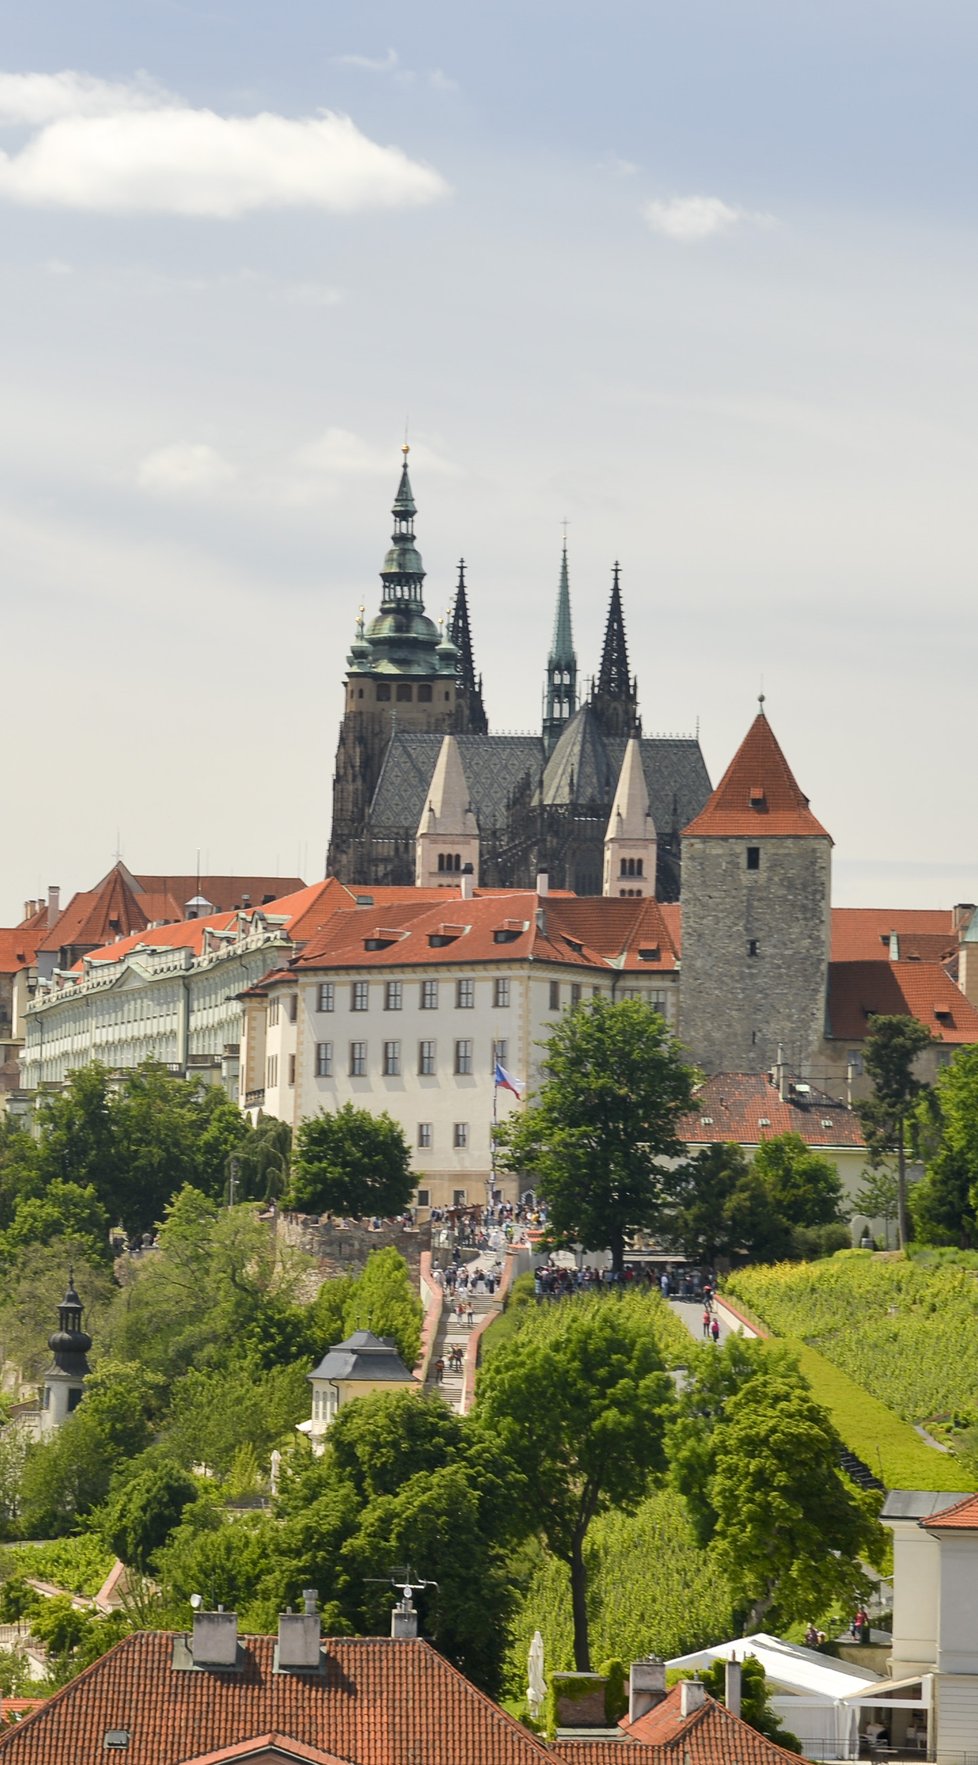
[679,701,832,1077]
[590,563,639,738]
[40,1273,92,1436]
[449,560,488,735]
[603,737,657,897]
[543,544,578,754]
[328,449,462,881]
[415,735,480,887]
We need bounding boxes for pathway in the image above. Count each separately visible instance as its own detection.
[424,1253,505,1413]
[671,1297,734,1347]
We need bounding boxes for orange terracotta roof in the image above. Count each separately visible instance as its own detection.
[0,930,37,974]
[831,908,957,964]
[920,1492,978,1530]
[0,1632,552,1765]
[555,1685,804,1765]
[74,885,340,975]
[0,1705,44,1731]
[36,868,152,956]
[134,874,306,911]
[827,960,978,1045]
[294,892,679,975]
[683,713,830,841]
[679,1072,865,1148]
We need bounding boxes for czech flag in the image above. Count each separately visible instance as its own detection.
[494,1061,521,1099]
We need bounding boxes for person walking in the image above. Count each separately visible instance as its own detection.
[434,1356,445,1384]
[702,1308,712,1339]
[710,1316,720,1344]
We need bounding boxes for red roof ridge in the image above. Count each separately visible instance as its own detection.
[920,1491,978,1529]
[683,712,830,841]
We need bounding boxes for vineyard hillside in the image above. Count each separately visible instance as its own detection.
[728,1253,978,1466]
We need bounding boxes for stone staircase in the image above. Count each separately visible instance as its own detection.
[423,1264,503,1413]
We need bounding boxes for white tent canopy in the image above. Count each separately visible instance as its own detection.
[667,1633,882,1762]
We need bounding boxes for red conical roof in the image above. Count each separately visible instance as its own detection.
[683,709,831,840]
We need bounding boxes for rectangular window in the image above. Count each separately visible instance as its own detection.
[268,997,280,1028]
[453,1187,467,1205]
[454,1123,469,1149]
[416,1187,431,1206]
[746,846,760,871]
[549,980,560,1010]
[419,1040,437,1076]
[383,1040,401,1076]
[317,982,335,1013]
[421,979,439,1010]
[493,977,510,1008]
[417,684,432,704]
[455,1039,473,1075]
[315,1041,333,1077]
[847,1050,864,1076]
[349,1041,367,1076]
[456,978,475,1009]
[385,980,402,1011]
[352,980,369,1012]
[493,1038,508,1068]
[651,993,667,1016]
[417,1123,432,1149]
[288,994,298,1023]
[748,939,760,958]
[288,1053,296,1086]
[266,1053,278,1088]
[570,983,582,1007]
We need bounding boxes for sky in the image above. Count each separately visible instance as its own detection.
[3,1,978,923]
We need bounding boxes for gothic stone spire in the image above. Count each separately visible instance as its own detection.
[543,542,578,753]
[591,561,639,738]
[450,560,488,733]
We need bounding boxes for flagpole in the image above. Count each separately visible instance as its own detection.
[488,1075,497,1215]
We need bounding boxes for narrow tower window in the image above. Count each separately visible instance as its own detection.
[747,846,760,871]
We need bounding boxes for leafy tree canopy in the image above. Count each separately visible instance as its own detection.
[99,1458,200,1572]
[342,1245,423,1367]
[473,1291,674,1670]
[857,1015,935,1248]
[911,1046,978,1248]
[496,998,697,1271]
[289,1104,414,1219]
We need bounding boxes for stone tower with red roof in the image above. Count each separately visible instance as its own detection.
[679,702,832,1076]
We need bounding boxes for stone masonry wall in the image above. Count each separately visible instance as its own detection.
[679,834,831,1076]
[275,1213,429,1282]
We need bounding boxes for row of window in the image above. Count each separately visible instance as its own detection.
[315,1038,509,1079]
[417,1122,470,1149]
[317,978,509,1012]
[266,1053,298,1088]
[267,995,298,1027]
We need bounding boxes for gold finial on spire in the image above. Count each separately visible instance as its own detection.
[356,603,365,638]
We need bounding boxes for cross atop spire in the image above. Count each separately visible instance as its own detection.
[543,540,578,752]
[591,561,639,737]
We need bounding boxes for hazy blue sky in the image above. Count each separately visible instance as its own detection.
[3,2,978,921]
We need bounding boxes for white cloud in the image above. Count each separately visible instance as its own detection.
[597,152,638,178]
[137,443,236,495]
[0,70,450,216]
[643,194,772,242]
[281,280,343,309]
[331,49,400,74]
[0,69,173,125]
[293,427,461,485]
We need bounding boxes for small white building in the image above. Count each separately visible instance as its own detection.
[301,1330,417,1452]
[882,1488,978,1762]
[668,1632,883,1761]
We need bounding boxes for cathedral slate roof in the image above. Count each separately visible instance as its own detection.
[368,724,710,840]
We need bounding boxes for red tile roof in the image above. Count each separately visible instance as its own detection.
[831,908,957,964]
[0,1632,552,1765]
[827,960,978,1045]
[74,883,340,974]
[555,1684,804,1765]
[293,893,680,976]
[38,868,310,958]
[920,1492,978,1530]
[134,875,306,912]
[0,930,37,975]
[683,713,830,841]
[679,1072,865,1148]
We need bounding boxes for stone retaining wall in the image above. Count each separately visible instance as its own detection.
[275,1213,429,1280]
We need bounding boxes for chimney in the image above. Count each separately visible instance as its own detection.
[460,867,474,901]
[277,1589,321,1671]
[191,1609,238,1667]
[629,1657,667,1723]
[47,886,60,928]
[680,1681,707,1717]
[391,1588,419,1639]
[774,1042,786,1102]
[953,903,976,934]
[888,931,900,961]
[536,872,549,897]
[724,1658,742,1719]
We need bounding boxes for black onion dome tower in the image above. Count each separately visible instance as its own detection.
[41,1273,92,1433]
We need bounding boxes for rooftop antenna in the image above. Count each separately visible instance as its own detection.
[114,829,122,863]
[367,1564,438,1640]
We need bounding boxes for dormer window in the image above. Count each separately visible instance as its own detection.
[749,787,765,809]
[638,946,660,962]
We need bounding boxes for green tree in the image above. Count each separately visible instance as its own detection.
[0,1118,41,1231]
[667,1335,799,1545]
[0,1181,109,1266]
[326,1387,465,1501]
[852,1166,901,1248]
[289,1104,414,1219]
[474,1291,674,1670]
[18,1361,163,1536]
[33,1064,121,1205]
[100,1459,200,1571]
[662,1144,751,1265]
[162,1361,308,1480]
[708,1373,884,1629]
[857,1015,935,1250]
[496,998,697,1272]
[911,1046,978,1248]
[752,1134,846,1229]
[0,1244,115,1385]
[343,1247,423,1367]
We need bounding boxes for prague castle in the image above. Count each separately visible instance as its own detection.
[327,449,712,898]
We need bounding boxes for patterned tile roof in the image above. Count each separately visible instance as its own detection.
[831,908,957,964]
[294,892,680,974]
[679,1072,865,1148]
[919,1492,978,1530]
[827,960,978,1044]
[683,712,830,841]
[367,729,711,839]
[555,1684,805,1765]
[0,1632,553,1765]
[38,869,308,958]
[0,930,37,974]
